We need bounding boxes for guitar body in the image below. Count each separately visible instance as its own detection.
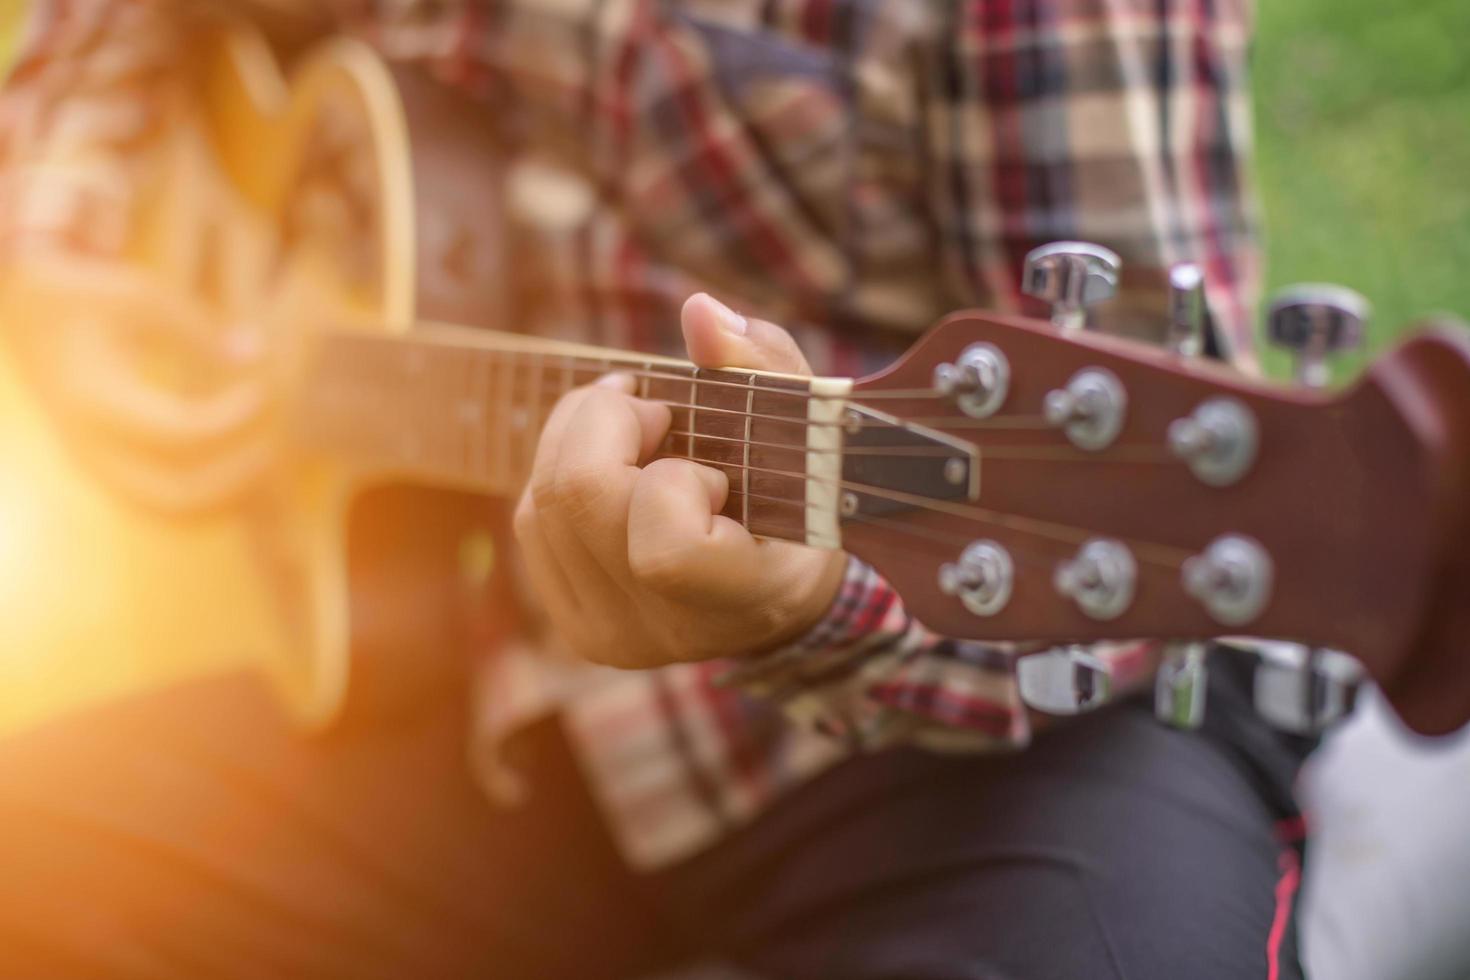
[0,27,511,733]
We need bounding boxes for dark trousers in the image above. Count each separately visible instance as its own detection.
[0,651,1310,979]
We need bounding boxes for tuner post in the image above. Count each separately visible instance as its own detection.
[1267,284,1370,387]
[939,540,1015,617]
[1255,284,1369,733]
[1043,368,1128,451]
[1022,242,1121,332]
[932,342,1010,419]
[1167,397,1258,487]
[1167,263,1206,356]
[1054,539,1136,620]
[1253,642,1364,735]
[1182,535,1273,628]
[1155,642,1209,729]
[1018,646,1116,715]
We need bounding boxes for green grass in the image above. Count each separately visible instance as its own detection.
[1254,0,1470,378]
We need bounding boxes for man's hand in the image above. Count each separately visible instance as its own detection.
[513,294,847,669]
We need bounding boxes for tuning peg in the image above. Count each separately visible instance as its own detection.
[1022,242,1121,332]
[1251,642,1364,735]
[932,342,1010,419]
[1258,286,1368,733]
[938,539,1015,616]
[1267,284,1370,387]
[1167,263,1206,356]
[1155,642,1208,729]
[1017,646,1114,715]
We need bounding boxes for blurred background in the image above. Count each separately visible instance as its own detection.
[2,4,1469,979]
[1254,0,1468,374]
[4,0,1468,367]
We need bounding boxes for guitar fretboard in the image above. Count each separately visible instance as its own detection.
[296,323,851,547]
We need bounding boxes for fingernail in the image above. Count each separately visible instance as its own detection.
[705,294,747,337]
[596,372,634,390]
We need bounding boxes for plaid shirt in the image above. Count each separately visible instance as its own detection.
[2,0,1258,869]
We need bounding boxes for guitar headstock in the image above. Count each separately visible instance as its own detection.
[838,259,1470,736]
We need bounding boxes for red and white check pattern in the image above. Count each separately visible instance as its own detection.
[3,0,1259,868]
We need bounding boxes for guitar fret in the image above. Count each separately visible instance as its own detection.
[431,349,446,474]
[561,355,576,406]
[742,374,754,532]
[461,354,474,478]
[495,351,513,484]
[472,351,490,484]
[405,346,424,468]
[527,351,543,483]
[687,370,699,461]
[746,374,816,545]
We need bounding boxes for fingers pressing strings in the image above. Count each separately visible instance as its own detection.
[507,372,1189,571]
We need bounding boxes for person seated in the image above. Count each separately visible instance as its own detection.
[0,2,1308,978]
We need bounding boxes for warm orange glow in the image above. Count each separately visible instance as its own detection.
[0,24,414,734]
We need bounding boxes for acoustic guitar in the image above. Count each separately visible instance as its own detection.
[2,27,1469,738]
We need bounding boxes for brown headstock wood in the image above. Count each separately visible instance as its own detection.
[846,313,1470,735]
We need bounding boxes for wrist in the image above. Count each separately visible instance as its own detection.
[739,550,849,659]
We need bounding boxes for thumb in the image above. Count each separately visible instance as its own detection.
[681,293,812,376]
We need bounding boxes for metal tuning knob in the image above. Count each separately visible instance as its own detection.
[933,342,1010,419]
[1022,242,1122,332]
[1182,535,1273,628]
[1252,642,1364,735]
[1167,263,1206,356]
[1155,642,1208,729]
[1054,538,1136,620]
[1043,368,1128,451]
[1018,646,1115,715]
[938,540,1015,617]
[1168,397,1258,487]
[1267,284,1370,388]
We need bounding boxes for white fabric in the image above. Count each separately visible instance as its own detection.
[1301,686,1470,980]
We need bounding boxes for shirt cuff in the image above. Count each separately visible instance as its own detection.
[721,557,1030,750]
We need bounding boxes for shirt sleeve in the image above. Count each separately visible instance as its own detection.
[720,557,1028,751]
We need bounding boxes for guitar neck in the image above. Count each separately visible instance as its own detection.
[295,323,854,548]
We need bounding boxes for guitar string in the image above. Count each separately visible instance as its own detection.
[601,366,944,401]
[739,491,1090,586]
[331,339,1068,428]
[673,455,1192,568]
[327,414,1192,563]
[360,366,1110,439]
[662,427,1176,463]
[362,424,1194,570]
[334,335,955,403]
[322,346,1194,564]
[718,486,1068,577]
